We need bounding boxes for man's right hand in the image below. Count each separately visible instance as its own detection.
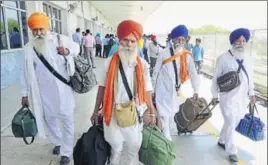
[211,98,219,106]
[90,112,99,126]
[21,96,29,107]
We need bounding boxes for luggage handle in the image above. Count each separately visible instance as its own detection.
[246,103,258,138]
[21,109,35,145]
[198,100,219,115]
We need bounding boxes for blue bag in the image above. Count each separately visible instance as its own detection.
[235,104,265,141]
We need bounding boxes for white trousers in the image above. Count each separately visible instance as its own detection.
[44,111,74,157]
[160,115,176,141]
[219,107,241,155]
[104,114,143,165]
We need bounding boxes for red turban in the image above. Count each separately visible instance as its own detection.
[151,35,156,40]
[117,20,143,41]
[27,12,49,30]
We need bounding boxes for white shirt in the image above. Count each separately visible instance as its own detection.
[99,56,153,104]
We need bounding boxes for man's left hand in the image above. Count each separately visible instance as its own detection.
[250,95,256,104]
[57,46,69,56]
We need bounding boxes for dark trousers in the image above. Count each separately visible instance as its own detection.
[95,44,102,57]
[103,45,109,58]
[195,61,202,74]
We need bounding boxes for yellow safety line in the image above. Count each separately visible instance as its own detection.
[179,95,246,165]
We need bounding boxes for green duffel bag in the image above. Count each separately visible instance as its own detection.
[12,106,38,145]
[139,126,176,165]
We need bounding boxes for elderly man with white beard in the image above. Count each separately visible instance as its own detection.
[211,28,256,162]
[152,25,200,141]
[20,12,79,165]
[90,20,156,165]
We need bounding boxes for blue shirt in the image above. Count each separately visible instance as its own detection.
[192,45,204,61]
[184,43,193,51]
[72,32,81,45]
[103,38,109,46]
[107,44,144,58]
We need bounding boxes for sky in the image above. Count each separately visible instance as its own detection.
[143,1,267,34]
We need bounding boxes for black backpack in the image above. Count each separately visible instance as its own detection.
[73,116,111,165]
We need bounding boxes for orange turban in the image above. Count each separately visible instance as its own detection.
[27,12,49,30]
[117,20,143,41]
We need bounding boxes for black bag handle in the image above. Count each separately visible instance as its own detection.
[21,107,35,145]
[118,59,134,101]
[33,47,71,86]
[169,47,181,91]
[246,103,259,138]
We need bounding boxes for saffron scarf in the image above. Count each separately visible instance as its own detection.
[102,51,147,126]
[162,49,191,83]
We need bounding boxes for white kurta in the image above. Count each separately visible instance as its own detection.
[20,33,79,156]
[99,56,153,165]
[211,50,254,155]
[152,47,200,117]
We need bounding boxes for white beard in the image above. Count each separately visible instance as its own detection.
[30,35,49,55]
[118,44,138,65]
[231,45,247,60]
[174,44,184,53]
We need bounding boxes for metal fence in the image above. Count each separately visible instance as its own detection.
[157,29,267,99]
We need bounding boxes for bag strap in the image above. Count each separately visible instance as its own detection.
[33,47,71,86]
[169,47,181,91]
[118,58,136,101]
[236,59,249,86]
[21,107,35,145]
[228,50,249,85]
[246,103,259,137]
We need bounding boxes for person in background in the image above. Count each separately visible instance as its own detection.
[148,34,160,70]
[72,28,82,55]
[192,38,204,74]
[107,34,115,56]
[83,29,96,68]
[90,20,156,165]
[10,27,22,48]
[166,33,171,48]
[143,35,151,64]
[184,36,193,51]
[103,34,110,58]
[21,12,79,165]
[211,28,256,162]
[142,34,149,60]
[95,32,103,57]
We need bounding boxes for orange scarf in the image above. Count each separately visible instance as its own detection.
[162,49,191,83]
[102,52,147,126]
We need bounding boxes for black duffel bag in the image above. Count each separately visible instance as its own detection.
[217,50,245,92]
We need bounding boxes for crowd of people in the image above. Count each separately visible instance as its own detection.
[20,12,257,165]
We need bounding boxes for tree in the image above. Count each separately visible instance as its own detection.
[7,18,19,32]
[189,25,230,34]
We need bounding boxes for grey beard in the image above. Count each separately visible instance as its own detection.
[118,45,138,65]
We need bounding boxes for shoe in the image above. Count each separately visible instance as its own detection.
[60,156,71,165]
[52,146,60,155]
[229,154,238,162]
[217,142,225,150]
